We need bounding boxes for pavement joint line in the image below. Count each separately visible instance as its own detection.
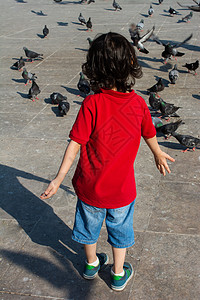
[0,291,66,299]
[135,229,200,237]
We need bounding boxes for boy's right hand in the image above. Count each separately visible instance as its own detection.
[40,177,61,200]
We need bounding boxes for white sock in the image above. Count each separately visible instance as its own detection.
[111,268,125,277]
[86,257,99,267]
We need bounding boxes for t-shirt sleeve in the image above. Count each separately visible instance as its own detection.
[141,102,156,139]
[69,97,94,145]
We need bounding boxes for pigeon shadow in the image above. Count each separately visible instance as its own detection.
[192,94,200,100]
[55,1,82,4]
[51,106,63,117]
[0,164,93,300]
[178,69,188,74]
[159,62,173,72]
[152,2,159,5]
[61,86,81,97]
[17,91,29,99]
[71,21,83,25]
[138,60,155,70]
[177,19,184,23]
[73,100,82,105]
[12,78,25,84]
[31,10,47,16]
[37,33,45,39]
[75,47,88,52]
[44,97,52,104]
[140,13,149,18]
[158,141,187,151]
[104,8,116,11]
[136,90,149,96]
[57,22,68,26]
[159,13,172,17]
[77,28,88,31]
[15,0,27,3]
[138,56,163,63]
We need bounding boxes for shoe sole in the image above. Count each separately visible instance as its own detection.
[111,269,134,292]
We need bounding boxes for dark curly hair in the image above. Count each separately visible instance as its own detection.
[82,32,142,93]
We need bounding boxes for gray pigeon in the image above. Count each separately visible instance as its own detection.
[22,68,37,85]
[87,37,93,46]
[182,12,193,22]
[23,47,43,62]
[58,101,70,116]
[113,0,122,10]
[147,78,165,95]
[50,92,67,104]
[78,13,86,25]
[136,19,144,31]
[182,60,199,75]
[169,64,179,84]
[86,17,92,31]
[149,92,163,110]
[156,119,184,139]
[43,25,49,38]
[172,132,200,152]
[12,56,25,71]
[152,116,163,129]
[148,4,154,17]
[28,80,40,101]
[160,100,181,119]
[77,72,91,96]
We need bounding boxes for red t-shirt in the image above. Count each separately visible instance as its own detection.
[69,89,156,208]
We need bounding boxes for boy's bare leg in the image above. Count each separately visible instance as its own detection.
[112,247,126,274]
[84,243,97,263]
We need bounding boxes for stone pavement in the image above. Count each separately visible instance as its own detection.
[0,0,200,299]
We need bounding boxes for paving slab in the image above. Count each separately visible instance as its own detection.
[0,0,200,299]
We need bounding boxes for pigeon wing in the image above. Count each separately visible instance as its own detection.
[140,26,155,43]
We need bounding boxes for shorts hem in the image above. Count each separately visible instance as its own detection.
[72,235,98,245]
[107,240,135,249]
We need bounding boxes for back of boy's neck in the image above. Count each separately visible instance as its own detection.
[111,87,130,93]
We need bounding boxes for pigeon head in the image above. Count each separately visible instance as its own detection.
[23,47,28,51]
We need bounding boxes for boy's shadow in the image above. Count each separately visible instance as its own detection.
[0,164,94,298]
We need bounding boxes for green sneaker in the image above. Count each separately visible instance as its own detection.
[111,262,133,291]
[83,253,109,280]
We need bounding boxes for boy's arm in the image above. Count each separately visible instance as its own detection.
[40,140,81,199]
[144,135,175,176]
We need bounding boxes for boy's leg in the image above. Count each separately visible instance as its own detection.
[84,243,97,263]
[112,247,126,274]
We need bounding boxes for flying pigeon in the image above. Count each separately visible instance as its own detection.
[177,1,200,12]
[12,56,25,71]
[50,92,67,105]
[28,80,40,101]
[156,119,184,139]
[182,60,199,75]
[43,25,49,38]
[23,47,43,62]
[113,0,122,11]
[160,100,181,120]
[58,101,70,116]
[147,78,164,96]
[148,4,154,17]
[22,68,37,85]
[169,7,179,15]
[153,34,193,63]
[136,19,144,31]
[86,17,92,31]
[129,25,155,54]
[78,13,86,25]
[182,11,193,22]
[169,64,179,84]
[77,72,91,96]
[171,132,200,152]
[149,93,163,110]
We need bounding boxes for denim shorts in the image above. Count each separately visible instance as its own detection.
[72,199,135,248]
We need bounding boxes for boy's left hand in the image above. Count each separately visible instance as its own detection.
[154,151,175,176]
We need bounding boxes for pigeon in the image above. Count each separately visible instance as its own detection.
[136,19,144,31]
[87,0,95,4]
[171,132,200,152]
[182,60,199,75]
[12,56,25,71]
[182,11,193,22]
[158,0,164,4]
[153,34,193,63]
[22,68,37,85]
[77,72,91,96]
[78,13,86,25]
[23,47,43,62]
[160,100,181,119]
[148,4,154,17]
[169,7,179,15]
[43,25,49,38]
[169,64,179,84]
[86,17,92,31]
[149,93,163,110]
[156,119,184,139]
[147,78,165,95]
[129,25,155,54]
[28,80,40,101]
[58,101,70,116]
[87,37,93,46]
[50,92,67,105]
[177,2,200,12]
[152,116,163,129]
[113,0,122,11]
